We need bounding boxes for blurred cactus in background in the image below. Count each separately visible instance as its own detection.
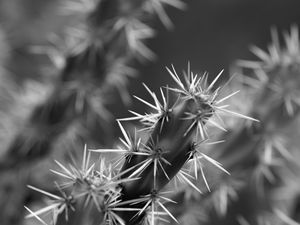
[0,1,300,225]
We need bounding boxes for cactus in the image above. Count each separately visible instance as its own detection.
[25,64,257,225]
[21,26,300,225]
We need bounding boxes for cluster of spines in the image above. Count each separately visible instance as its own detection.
[25,65,256,225]
[25,146,141,225]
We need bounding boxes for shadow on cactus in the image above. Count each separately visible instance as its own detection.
[24,64,257,225]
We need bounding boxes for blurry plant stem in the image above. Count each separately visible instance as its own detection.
[119,100,198,224]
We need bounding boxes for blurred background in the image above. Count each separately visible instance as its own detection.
[1,0,300,114]
[1,0,300,225]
